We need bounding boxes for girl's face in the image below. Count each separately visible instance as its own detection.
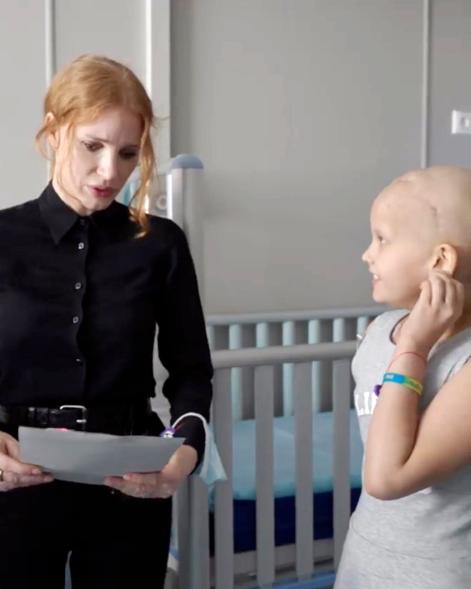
[362,192,437,309]
[51,106,142,216]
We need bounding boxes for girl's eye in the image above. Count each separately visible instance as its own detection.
[374,234,386,245]
[82,141,101,152]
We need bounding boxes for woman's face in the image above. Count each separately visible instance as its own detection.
[51,106,142,215]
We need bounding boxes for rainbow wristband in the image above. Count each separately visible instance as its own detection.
[382,372,423,396]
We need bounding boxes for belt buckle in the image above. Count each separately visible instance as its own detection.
[59,405,88,430]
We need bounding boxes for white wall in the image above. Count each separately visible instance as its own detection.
[171,0,468,314]
[0,0,170,207]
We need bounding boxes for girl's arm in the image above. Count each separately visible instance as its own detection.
[364,270,471,499]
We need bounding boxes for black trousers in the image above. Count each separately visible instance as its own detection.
[0,480,172,589]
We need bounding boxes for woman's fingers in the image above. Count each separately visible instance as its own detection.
[0,432,53,490]
[0,453,42,476]
[104,472,176,499]
[3,434,22,461]
[0,470,53,491]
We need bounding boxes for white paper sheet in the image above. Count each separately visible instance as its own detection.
[19,426,184,485]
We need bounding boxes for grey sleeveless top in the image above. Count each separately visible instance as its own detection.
[351,309,471,559]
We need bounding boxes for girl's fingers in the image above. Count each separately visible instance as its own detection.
[429,273,446,306]
[448,280,465,317]
[419,279,432,306]
[428,272,464,322]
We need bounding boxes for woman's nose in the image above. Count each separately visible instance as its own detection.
[98,153,118,181]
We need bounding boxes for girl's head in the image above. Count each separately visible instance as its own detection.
[36,54,155,232]
[362,166,471,309]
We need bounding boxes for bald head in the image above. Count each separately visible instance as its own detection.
[378,166,471,248]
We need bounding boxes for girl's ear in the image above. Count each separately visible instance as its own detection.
[431,243,458,275]
[45,112,60,150]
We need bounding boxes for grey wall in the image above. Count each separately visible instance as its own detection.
[0,0,170,206]
[0,1,47,204]
[2,1,471,316]
[171,0,469,314]
[429,0,471,166]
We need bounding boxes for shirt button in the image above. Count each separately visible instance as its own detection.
[75,357,83,364]
[79,218,87,227]
[72,316,80,324]
[78,242,85,250]
[74,282,82,290]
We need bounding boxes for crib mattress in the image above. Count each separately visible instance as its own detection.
[211,410,363,552]
[231,409,362,499]
[229,489,362,552]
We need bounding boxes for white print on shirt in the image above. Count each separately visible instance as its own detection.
[354,390,378,416]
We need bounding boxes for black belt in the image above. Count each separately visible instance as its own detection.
[0,399,153,435]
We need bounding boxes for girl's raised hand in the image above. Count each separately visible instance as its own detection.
[398,269,464,355]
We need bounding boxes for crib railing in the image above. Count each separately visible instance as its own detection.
[206,306,383,419]
[177,339,357,589]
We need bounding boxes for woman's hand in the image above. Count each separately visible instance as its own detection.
[398,269,464,356]
[104,444,198,499]
[0,431,54,491]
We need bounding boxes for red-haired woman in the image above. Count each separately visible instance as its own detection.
[0,55,212,589]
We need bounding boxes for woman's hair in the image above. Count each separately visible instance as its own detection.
[36,54,155,234]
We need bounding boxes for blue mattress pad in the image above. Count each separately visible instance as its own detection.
[209,410,363,553]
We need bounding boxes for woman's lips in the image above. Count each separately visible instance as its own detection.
[89,185,114,198]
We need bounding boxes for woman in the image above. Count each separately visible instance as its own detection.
[0,54,212,589]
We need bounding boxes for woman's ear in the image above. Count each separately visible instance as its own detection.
[45,112,60,150]
[431,243,458,275]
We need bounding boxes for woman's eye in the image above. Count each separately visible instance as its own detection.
[120,151,138,160]
[82,141,101,152]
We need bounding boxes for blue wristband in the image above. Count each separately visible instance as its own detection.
[382,372,423,395]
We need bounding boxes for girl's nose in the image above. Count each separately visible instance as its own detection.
[362,245,372,264]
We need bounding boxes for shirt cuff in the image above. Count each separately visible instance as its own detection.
[171,415,206,472]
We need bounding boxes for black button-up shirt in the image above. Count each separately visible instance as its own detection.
[0,183,212,457]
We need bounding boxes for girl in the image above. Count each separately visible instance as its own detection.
[335,166,471,588]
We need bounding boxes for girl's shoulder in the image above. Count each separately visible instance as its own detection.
[352,310,407,380]
[432,324,471,381]
[358,309,408,344]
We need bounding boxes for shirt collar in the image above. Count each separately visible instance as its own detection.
[38,182,131,244]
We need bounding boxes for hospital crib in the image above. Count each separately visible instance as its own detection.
[175,305,383,589]
[159,156,384,588]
